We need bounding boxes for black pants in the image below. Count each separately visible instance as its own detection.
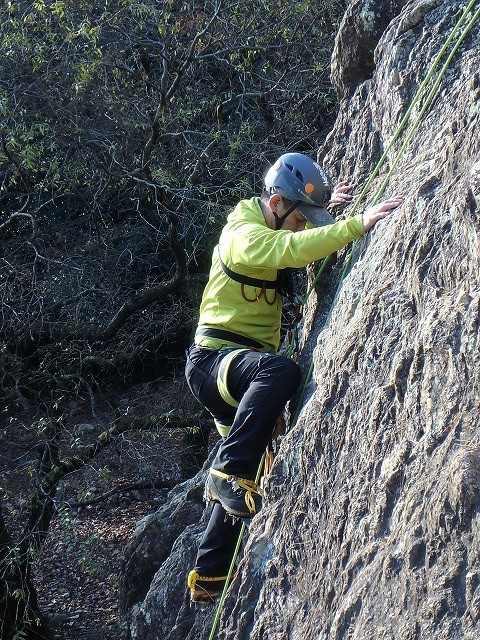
[185,345,301,576]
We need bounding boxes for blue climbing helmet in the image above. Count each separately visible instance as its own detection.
[264,152,334,227]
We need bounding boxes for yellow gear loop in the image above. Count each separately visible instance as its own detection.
[210,468,265,514]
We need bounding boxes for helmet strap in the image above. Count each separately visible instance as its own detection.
[273,201,298,230]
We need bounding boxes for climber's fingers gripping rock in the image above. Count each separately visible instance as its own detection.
[362,195,404,231]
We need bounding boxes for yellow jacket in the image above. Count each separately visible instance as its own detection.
[195,197,365,352]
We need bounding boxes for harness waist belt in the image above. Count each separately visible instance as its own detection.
[195,327,264,350]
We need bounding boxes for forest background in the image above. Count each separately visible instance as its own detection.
[0,1,347,638]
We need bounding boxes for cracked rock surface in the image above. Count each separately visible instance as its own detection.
[122,1,480,638]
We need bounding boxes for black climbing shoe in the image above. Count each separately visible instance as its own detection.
[187,571,228,603]
[205,468,264,518]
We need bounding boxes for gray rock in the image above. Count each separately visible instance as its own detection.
[331,0,408,99]
[120,469,206,616]
[121,1,480,638]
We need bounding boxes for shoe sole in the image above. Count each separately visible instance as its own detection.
[191,591,221,603]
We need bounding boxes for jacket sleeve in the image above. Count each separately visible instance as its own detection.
[230,214,366,269]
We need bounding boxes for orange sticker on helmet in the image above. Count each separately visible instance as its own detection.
[274,160,282,171]
[304,183,315,194]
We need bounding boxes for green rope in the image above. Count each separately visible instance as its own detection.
[207,528,243,640]
[336,0,479,223]
[284,0,470,361]
[207,453,265,640]
[206,3,479,637]
[375,1,480,198]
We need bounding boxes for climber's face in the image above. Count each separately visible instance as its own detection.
[267,194,308,232]
[280,207,308,233]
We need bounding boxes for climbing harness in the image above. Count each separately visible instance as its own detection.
[206,3,480,636]
[216,349,249,409]
[218,247,280,304]
[218,245,304,347]
[214,348,249,437]
[218,246,298,305]
[186,346,257,437]
[195,326,264,349]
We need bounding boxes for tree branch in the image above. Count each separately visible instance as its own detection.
[67,478,175,508]
[59,411,205,476]
[95,273,183,342]
[142,1,222,169]
[1,134,32,215]
[0,212,35,236]
[19,411,204,553]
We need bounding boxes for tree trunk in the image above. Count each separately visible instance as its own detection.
[0,505,50,640]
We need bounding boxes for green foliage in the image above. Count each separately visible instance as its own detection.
[0,0,346,220]
[0,6,348,631]
[0,0,348,412]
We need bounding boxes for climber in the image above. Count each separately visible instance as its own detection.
[185,152,403,602]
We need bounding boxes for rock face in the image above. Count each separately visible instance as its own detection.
[120,458,215,639]
[121,1,480,638]
[331,0,407,98]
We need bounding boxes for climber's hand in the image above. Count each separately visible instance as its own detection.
[362,195,404,231]
[329,181,354,206]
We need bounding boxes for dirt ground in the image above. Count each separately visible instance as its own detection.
[36,493,166,640]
